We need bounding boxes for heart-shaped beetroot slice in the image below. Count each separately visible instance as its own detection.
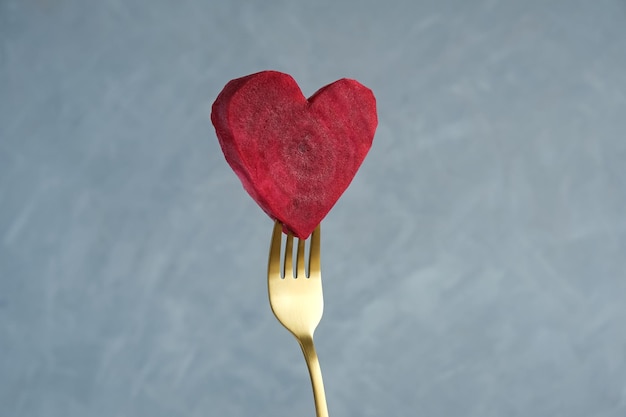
[211,71,377,238]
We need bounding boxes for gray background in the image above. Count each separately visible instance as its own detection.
[1,0,626,416]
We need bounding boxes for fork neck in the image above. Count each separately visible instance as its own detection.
[297,335,329,417]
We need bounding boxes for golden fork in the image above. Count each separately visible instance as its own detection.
[268,220,328,417]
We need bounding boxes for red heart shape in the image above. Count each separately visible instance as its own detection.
[211,71,377,238]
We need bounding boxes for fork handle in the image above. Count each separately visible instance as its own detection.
[299,336,329,417]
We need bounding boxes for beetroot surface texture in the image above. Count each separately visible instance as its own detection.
[211,70,377,238]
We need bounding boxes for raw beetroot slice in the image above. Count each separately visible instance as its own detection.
[211,70,377,238]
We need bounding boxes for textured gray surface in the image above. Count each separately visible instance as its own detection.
[2,0,626,416]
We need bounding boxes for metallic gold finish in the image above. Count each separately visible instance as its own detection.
[268,221,328,417]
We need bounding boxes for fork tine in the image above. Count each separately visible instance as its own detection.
[296,237,306,278]
[268,220,283,278]
[285,232,294,278]
[309,224,321,278]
